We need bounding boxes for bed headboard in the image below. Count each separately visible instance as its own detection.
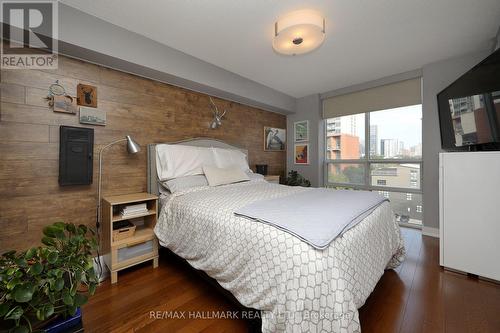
[147,137,249,196]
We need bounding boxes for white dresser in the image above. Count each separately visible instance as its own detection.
[439,152,500,281]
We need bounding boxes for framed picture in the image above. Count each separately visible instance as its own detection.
[77,83,97,107]
[53,95,78,114]
[294,143,309,164]
[264,127,286,151]
[294,120,309,142]
[79,106,106,126]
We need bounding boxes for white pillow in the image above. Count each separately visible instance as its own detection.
[247,172,265,182]
[212,147,250,172]
[156,144,216,181]
[203,165,250,187]
[161,174,209,193]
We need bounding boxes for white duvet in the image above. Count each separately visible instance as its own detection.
[155,180,405,333]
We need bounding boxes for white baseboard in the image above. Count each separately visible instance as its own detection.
[422,226,439,238]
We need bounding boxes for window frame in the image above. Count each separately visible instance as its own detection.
[324,110,423,228]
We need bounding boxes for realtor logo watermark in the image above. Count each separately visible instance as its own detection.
[1,0,58,69]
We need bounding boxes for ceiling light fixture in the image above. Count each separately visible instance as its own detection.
[272,9,325,56]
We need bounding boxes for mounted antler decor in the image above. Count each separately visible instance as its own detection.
[77,83,97,108]
[209,96,228,129]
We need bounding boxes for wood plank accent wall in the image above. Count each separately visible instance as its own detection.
[0,54,286,252]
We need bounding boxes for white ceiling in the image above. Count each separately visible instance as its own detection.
[60,0,500,98]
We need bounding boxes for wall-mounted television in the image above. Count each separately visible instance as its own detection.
[437,48,500,150]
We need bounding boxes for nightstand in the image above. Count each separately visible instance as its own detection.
[101,193,159,284]
[264,175,280,184]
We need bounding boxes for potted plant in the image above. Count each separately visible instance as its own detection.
[0,222,98,333]
[283,170,311,187]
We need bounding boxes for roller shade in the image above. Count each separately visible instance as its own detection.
[322,78,421,119]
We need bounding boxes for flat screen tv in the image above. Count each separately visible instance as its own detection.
[437,48,500,150]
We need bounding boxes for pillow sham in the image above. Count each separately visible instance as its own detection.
[161,174,209,193]
[212,147,250,172]
[203,165,250,187]
[156,144,216,181]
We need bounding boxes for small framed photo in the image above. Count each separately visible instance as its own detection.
[264,127,286,151]
[294,143,309,164]
[294,120,309,142]
[53,95,78,114]
[79,106,106,126]
[77,83,97,107]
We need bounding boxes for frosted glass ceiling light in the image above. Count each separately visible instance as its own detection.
[272,10,325,56]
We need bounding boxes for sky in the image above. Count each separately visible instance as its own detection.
[343,104,422,148]
[371,104,422,147]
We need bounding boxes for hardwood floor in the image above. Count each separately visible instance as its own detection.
[82,228,500,332]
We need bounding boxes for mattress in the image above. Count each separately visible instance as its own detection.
[155,180,405,333]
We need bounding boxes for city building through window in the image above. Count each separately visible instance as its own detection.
[326,104,423,227]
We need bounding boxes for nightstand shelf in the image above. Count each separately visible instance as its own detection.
[112,210,157,222]
[264,175,280,184]
[102,192,159,284]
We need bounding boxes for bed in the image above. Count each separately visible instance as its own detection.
[147,138,405,333]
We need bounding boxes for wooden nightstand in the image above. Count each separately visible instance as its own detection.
[101,193,159,284]
[264,175,280,184]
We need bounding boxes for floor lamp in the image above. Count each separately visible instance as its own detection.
[95,135,141,279]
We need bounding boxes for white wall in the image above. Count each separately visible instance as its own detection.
[421,49,491,230]
[286,94,323,187]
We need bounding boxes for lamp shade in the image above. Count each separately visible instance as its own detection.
[126,135,141,154]
[273,10,325,56]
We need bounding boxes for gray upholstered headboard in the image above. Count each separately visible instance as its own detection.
[147,137,249,196]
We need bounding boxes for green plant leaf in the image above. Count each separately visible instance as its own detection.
[6,267,17,276]
[47,251,58,264]
[0,303,9,317]
[41,237,55,246]
[74,293,88,307]
[4,306,23,320]
[53,221,66,229]
[70,283,77,296]
[55,229,66,240]
[54,278,64,291]
[66,223,76,234]
[78,224,87,235]
[12,325,29,333]
[88,283,97,295]
[29,262,43,275]
[44,304,54,318]
[36,307,45,321]
[24,248,37,260]
[67,305,77,316]
[86,267,96,279]
[15,258,27,267]
[62,289,73,305]
[7,277,21,290]
[12,285,34,303]
[48,292,56,304]
[43,225,58,238]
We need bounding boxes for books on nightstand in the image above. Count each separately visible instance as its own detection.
[120,203,148,218]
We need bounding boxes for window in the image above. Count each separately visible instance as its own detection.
[378,191,390,198]
[325,104,423,226]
